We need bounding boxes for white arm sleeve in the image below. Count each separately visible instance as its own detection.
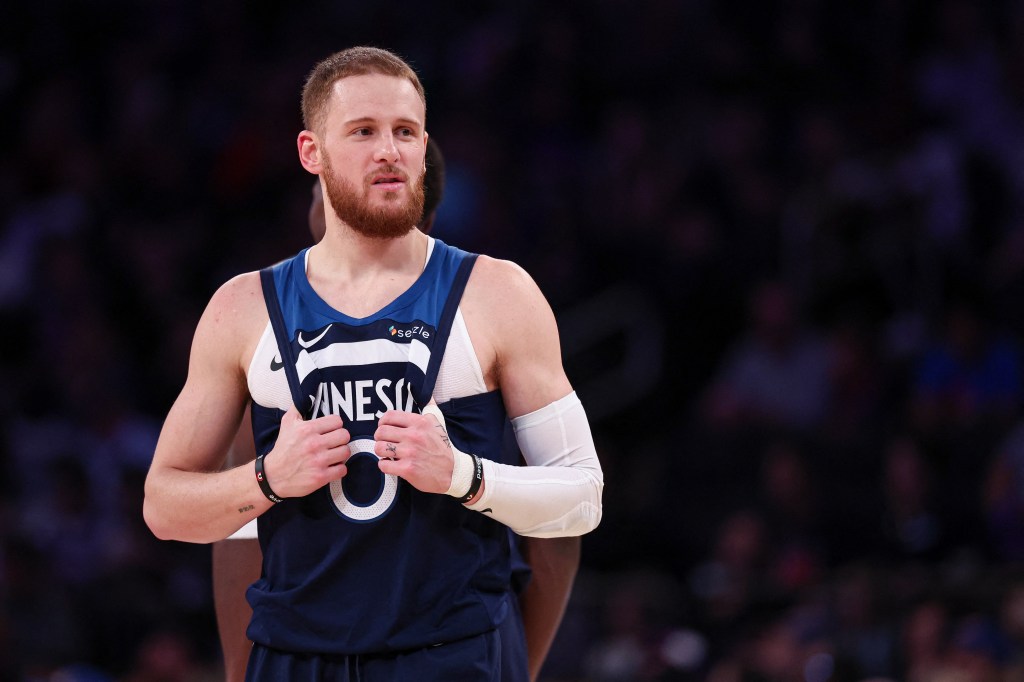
[464,391,604,537]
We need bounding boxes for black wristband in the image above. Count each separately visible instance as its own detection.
[457,454,484,504]
[255,454,284,504]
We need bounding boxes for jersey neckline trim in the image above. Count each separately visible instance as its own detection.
[293,238,438,324]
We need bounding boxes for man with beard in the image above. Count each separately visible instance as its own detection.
[144,46,603,682]
[212,139,582,681]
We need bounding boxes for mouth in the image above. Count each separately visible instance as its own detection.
[370,173,406,191]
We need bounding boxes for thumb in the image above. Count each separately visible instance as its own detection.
[421,400,445,428]
[282,405,304,424]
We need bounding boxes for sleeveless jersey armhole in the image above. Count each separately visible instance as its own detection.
[433,308,488,403]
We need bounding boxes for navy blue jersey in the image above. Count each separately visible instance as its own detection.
[245,240,518,655]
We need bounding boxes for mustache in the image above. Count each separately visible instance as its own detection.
[366,165,411,184]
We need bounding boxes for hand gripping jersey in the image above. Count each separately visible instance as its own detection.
[245,239,518,655]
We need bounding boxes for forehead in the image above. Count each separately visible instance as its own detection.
[326,73,425,127]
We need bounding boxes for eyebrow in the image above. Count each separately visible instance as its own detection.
[343,117,423,129]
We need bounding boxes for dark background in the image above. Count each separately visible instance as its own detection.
[5,1,1024,680]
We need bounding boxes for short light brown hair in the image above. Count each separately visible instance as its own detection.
[301,46,426,133]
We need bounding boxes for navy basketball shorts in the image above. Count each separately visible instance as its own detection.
[498,598,529,682]
[245,628,504,682]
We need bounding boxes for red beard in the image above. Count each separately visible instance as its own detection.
[321,157,425,240]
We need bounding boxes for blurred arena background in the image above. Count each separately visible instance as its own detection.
[5,1,1024,680]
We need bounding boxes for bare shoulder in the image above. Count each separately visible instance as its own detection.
[150,272,266,481]
[462,255,571,416]
[203,271,267,333]
[193,271,269,374]
[463,255,553,326]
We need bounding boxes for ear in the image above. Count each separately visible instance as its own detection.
[297,130,322,173]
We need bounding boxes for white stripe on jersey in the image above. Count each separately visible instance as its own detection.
[249,311,485,411]
[296,338,431,384]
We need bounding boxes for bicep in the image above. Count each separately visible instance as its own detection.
[151,286,254,476]
[224,403,256,469]
[469,259,572,419]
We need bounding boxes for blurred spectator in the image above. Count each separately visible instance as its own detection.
[583,570,691,682]
[831,564,895,678]
[915,0,1024,240]
[689,510,770,630]
[898,599,953,682]
[911,288,1023,434]
[821,315,889,443]
[944,613,1012,682]
[999,582,1024,678]
[756,440,827,596]
[703,279,831,433]
[982,420,1024,561]
[122,630,216,682]
[878,435,948,561]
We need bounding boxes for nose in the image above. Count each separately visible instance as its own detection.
[374,132,400,163]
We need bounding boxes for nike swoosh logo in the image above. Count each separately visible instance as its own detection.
[270,356,284,372]
[297,324,333,350]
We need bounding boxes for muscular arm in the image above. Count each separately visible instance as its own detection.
[377,257,604,536]
[368,256,593,674]
[143,272,351,544]
[520,536,581,681]
[144,274,272,543]
[461,257,604,536]
[477,260,586,671]
[212,403,262,682]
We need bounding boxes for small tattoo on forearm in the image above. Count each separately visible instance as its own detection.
[238,504,255,514]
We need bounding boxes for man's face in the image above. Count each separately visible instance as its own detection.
[317,73,426,240]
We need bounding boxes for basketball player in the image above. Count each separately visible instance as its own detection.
[213,139,581,681]
[144,46,603,681]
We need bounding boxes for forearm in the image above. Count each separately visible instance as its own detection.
[466,461,602,536]
[519,536,581,681]
[144,464,272,544]
[466,391,603,537]
[144,349,263,543]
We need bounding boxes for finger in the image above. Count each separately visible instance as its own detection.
[373,424,405,445]
[374,440,400,460]
[324,444,350,467]
[311,413,345,434]
[376,410,420,427]
[282,405,303,425]
[377,458,404,476]
[321,427,351,449]
[325,463,348,480]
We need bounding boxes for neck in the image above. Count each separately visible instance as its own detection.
[309,222,428,282]
[303,223,430,318]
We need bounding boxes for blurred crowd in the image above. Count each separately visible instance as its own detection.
[6,0,1024,680]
